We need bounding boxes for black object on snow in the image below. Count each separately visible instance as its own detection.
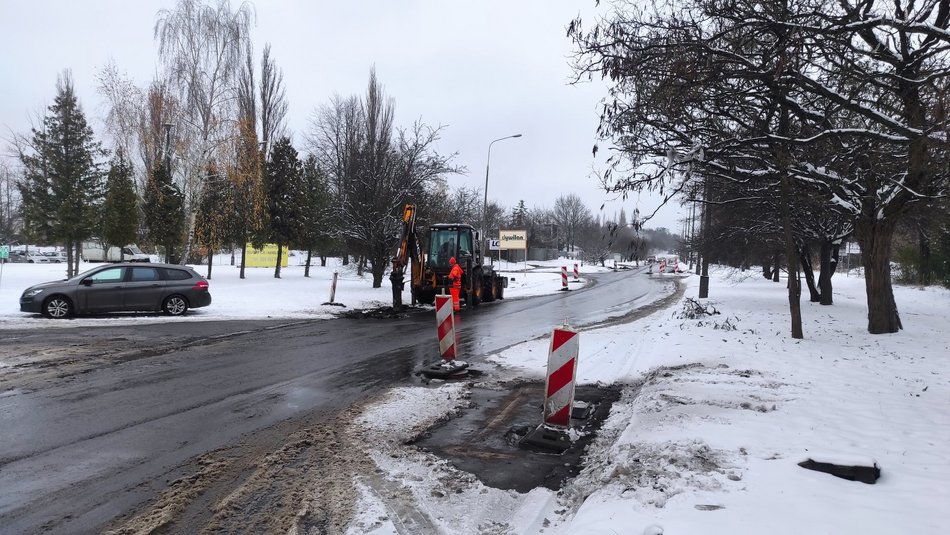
[798,458,881,484]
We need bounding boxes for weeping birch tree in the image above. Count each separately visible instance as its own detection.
[154,0,254,264]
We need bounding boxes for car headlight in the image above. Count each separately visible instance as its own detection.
[23,288,45,298]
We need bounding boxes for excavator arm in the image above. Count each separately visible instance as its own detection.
[390,203,422,308]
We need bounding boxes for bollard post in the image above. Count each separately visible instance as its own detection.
[561,266,568,290]
[329,271,339,303]
[573,263,579,281]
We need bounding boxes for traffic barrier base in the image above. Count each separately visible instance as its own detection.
[519,423,572,453]
[417,359,469,379]
[519,402,592,452]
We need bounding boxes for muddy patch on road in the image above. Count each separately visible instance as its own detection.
[412,382,622,492]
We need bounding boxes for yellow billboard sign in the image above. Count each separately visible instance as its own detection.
[244,244,289,267]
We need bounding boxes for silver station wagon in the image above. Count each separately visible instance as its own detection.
[20,263,212,319]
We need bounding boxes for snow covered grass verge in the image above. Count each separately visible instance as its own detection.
[344,266,949,534]
[544,268,950,534]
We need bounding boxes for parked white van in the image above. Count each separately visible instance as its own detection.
[81,242,151,262]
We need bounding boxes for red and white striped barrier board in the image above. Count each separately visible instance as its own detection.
[435,294,456,360]
[543,326,579,427]
[561,266,568,288]
[573,263,579,280]
[659,259,667,273]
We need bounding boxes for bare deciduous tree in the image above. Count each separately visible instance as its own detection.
[554,193,593,253]
[570,0,950,335]
[309,69,459,287]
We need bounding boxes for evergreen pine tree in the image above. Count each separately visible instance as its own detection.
[263,136,302,278]
[296,155,335,275]
[194,163,233,277]
[511,200,528,227]
[101,148,139,260]
[17,72,105,276]
[143,161,185,263]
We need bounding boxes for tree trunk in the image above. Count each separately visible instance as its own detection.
[206,252,213,279]
[799,245,821,302]
[240,242,248,279]
[856,219,902,334]
[762,262,772,279]
[699,179,712,298]
[818,241,834,305]
[274,242,283,278]
[772,252,781,282]
[180,210,197,265]
[780,174,804,339]
[371,261,385,288]
[304,250,312,277]
[918,224,932,285]
[320,255,327,267]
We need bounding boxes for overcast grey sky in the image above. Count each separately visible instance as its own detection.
[0,0,685,231]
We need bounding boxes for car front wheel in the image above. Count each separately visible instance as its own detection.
[43,296,73,319]
[162,295,189,316]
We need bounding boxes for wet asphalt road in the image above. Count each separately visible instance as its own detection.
[0,266,663,534]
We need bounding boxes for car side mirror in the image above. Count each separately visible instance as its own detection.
[81,279,94,286]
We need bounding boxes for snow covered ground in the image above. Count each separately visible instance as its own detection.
[345,267,950,534]
[2,258,947,534]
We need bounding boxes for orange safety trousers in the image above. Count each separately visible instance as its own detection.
[449,264,463,311]
[449,287,461,311]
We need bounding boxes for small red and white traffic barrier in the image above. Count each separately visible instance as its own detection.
[560,266,569,291]
[659,259,667,274]
[436,294,456,360]
[542,326,579,427]
[573,263,579,281]
[418,293,469,379]
[520,326,585,452]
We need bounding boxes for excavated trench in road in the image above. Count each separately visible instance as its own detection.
[411,382,622,493]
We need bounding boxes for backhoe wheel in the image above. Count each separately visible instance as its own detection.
[482,276,495,303]
[471,275,482,307]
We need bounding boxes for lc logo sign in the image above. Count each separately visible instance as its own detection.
[489,239,501,251]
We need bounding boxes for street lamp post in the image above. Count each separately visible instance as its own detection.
[482,133,523,251]
[162,122,174,170]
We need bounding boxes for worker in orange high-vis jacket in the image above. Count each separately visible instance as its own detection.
[448,256,463,311]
